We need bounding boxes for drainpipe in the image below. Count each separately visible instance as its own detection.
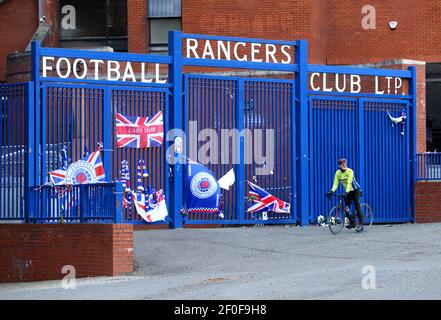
[39,0,45,22]
[25,0,50,51]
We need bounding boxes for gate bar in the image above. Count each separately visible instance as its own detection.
[168,30,184,229]
[295,40,309,226]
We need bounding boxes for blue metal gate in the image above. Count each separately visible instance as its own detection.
[0,83,32,222]
[183,75,296,225]
[309,96,412,223]
[28,83,170,224]
[110,86,170,224]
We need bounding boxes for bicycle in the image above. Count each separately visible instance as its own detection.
[326,194,373,234]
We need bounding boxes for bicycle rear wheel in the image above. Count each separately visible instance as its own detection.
[360,203,373,227]
[327,205,345,234]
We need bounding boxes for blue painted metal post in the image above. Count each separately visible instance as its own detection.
[307,96,314,224]
[103,88,111,180]
[114,182,124,223]
[168,30,183,229]
[31,40,41,221]
[295,40,309,226]
[358,99,365,203]
[79,185,88,223]
[236,79,245,223]
[409,66,417,223]
[24,82,35,223]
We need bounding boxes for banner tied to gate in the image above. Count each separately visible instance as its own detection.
[186,159,222,215]
[116,111,164,148]
[49,149,106,185]
[132,189,168,223]
[247,181,290,214]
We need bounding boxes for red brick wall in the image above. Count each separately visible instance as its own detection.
[128,0,148,53]
[327,1,441,65]
[415,181,441,223]
[0,0,38,82]
[0,224,133,284]
[4,0,441,80]
[183,0,318,61]
[182,0,441,65]
[415,64,427,153]
[6,53,32,83]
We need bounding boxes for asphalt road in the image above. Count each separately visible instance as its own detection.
[1,223,441,299]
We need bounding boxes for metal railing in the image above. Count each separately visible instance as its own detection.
[416,153,441,180]
[28,182,121,223]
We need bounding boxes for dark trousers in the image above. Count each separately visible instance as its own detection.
[345,188,363,224]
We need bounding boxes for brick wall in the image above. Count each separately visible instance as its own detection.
[0,0,38,82]
[0,224,133,284]
[182,0,441,65]
[6,52,32,83]
[327,1,441,65]
[415,181,441,223]
[4,0,441,80]
[128,0,148,53]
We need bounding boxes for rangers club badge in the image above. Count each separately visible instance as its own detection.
[65,160,98,184]
[190,172,218,199]
[49,150,106,186]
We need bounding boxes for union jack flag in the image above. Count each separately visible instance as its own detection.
[116,111,164,148]
[247,181,290,214]
[49,150,106,185]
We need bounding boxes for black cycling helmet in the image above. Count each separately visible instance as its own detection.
[338,158,347,166]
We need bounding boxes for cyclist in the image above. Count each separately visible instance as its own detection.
[326,158,364,232]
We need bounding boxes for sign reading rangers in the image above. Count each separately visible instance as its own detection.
[116,111,164,148]
[49,149,106,185]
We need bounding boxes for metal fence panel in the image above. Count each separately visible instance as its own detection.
[363,100,411,223]
[309,96,411,224]
[184,75,295,225]
[243,79,295,224]
[110,87,169,224]
[32,84,170,224]
[0,83,29,221]
[309,97,359,223]
[184,76,238,223]
[30,183,116,223]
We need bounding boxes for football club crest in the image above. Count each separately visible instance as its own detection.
[49,149,106,185]
[65,160,97,184]
[190,172,218,199]
[185,160,222,215]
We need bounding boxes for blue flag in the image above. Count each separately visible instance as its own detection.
[186,160,222,215]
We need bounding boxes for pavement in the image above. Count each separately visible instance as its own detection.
[1,222,441,300]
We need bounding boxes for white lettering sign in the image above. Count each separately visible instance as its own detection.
[41,57,166,83]
[310,73,404,95]
[185,38,293,64]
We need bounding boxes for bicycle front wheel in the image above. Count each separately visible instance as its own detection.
[327,205,345,235]
[360,203,374,227]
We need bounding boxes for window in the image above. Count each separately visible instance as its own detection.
[59,0,128,52]
[149,0,182,54]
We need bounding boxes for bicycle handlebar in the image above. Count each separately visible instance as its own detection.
[327,193,347,200]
